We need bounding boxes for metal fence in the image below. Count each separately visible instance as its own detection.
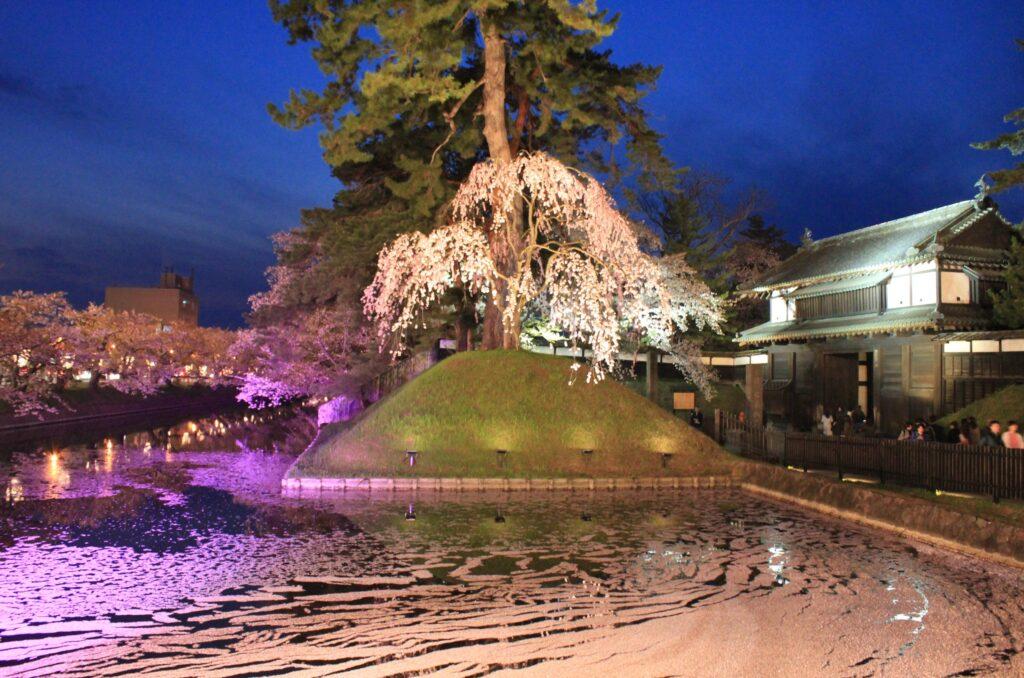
[715,411,1024,502]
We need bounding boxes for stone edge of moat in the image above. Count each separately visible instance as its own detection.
[280,475,735,492]
[279,461,1024,569]
[738,461,1024,570]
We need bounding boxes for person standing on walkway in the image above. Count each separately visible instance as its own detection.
[927,415,944,444]
[834,406,849,437]
[821,409,834,437]
[967,417,981,445]
[1002,421,1023,449]
[851,405,866,434]
[913,421,932,442]
[897,422,914,441]
[689,407,704,429]
[980,420,1004,447]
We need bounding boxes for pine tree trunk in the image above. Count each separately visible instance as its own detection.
[482,294,505,350]
[455,314,473,351]
[481,20,512,165]
[479,19,520,350]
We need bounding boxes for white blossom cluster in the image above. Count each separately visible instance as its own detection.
[365,152,723,388]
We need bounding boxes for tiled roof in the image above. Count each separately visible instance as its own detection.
[789,270,891,300]
[932,329,1024,342]
[741,200,998,293]
[736,305,990,345]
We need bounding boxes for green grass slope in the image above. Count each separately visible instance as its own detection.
[938,384,1024,426]
[289,350,732,479]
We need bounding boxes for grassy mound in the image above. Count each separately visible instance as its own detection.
[938,384,1024,427]
[289,350,732,479]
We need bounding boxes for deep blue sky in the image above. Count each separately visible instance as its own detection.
[1,1,1021,327]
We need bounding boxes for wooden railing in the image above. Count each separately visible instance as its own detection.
[714,411,1024,502]
[360,350,438,404]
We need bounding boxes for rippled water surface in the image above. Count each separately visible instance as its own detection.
[1,414,1023,676]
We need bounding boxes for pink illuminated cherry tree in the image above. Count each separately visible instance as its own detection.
[0,292,243,417]
[364,152,723,389]
[231,305,373,409]
[0,291,77,416]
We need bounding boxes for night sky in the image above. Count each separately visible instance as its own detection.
[1,1,1021,327]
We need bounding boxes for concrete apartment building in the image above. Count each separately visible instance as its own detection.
[105,268,199,327]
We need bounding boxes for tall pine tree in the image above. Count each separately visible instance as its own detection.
[972,40,1024,194]
[992,234,1024,329]
[264,1,676,349]
[973,39,1024,327]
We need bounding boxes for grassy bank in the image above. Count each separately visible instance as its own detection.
[938,384,1024,426]
[289,350,733,479]
[0,384,233,424]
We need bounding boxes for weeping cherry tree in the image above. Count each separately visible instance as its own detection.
[364,153,723,391]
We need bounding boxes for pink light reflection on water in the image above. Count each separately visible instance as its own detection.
[0,414,1022,675]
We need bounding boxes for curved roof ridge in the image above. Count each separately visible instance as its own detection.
[806,200,976,248]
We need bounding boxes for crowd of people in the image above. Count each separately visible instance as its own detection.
[819,406,1023,449]
[818,405,868,438]
[923,417,1024,449]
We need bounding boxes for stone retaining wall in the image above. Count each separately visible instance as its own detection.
[738,460,1024,569]
[280,475,733,493]
[278,460,1024,569]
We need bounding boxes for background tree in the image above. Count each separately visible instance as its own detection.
[0,292,76,416]
[973,39,1024,325]
[232,305,373,408]
[972,39,1024,194]
[636,173,794,342]
[0,294,242,417]
[726,214,797,330]
[991,234,1024,329]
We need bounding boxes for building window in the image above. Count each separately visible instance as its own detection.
[885,266,936,309]
[940,271,971,304]
[886,274,911,308]
[769,294,795,323]
[911,271,937,305]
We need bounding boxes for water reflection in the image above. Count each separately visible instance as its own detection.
[0,416,1022,675]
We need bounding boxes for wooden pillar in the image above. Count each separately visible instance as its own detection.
[812,346,825,420]
[746,363,764,426]
[646,349,659,401]
[872,349,883,426]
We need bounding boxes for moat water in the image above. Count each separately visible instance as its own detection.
[0,412,1022,676]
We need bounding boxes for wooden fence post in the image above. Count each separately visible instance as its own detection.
[991,446,1000,504]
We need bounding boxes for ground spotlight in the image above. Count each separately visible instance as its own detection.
[405,450,419,467]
